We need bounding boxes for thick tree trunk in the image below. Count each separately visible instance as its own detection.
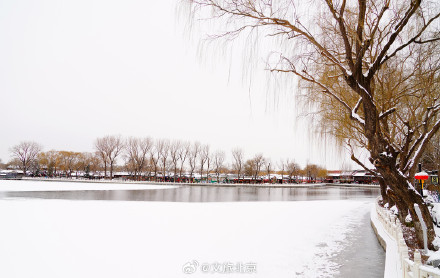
[378,165,435,249]
[355,78,435,249]
[22,162,27,176]
[378,178,388,204]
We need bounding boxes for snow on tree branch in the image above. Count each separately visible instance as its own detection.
[379,107,396,120]
[404,118,440,174]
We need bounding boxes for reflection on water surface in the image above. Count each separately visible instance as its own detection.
[1,185,380,202]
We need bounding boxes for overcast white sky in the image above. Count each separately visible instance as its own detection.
[0,0,357,169]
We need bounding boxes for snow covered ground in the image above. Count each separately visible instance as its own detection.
[0,197,373,278]
[0,179,177,191]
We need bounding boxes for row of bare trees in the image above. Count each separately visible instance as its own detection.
[97,136,327,181]
[243,156,327,182]
[6,138,327,181]
[114,136,231,181]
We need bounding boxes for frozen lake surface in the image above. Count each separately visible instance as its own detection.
[0,180,384,278]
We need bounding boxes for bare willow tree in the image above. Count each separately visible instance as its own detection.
[213,150,225,182]
[73,152,88,177]
[58,151,80,178]
[157,139,170,181]
[188,142,201,182]
[305,164,320,182]
[38,150,59,177]
[232,147,244,181]
[149,142,160,181]
[95,135,124,179]
[184,0,440,248]
[10,141,42,175]
[95,138,109,177]
[199,144,210,182]
[253,153,265,181]
[83,152,101,177]
[125,137,153,180]
[169,140,182,182]
[286,160,299,183]
[205,146,212,182]
[178,141,191,182]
